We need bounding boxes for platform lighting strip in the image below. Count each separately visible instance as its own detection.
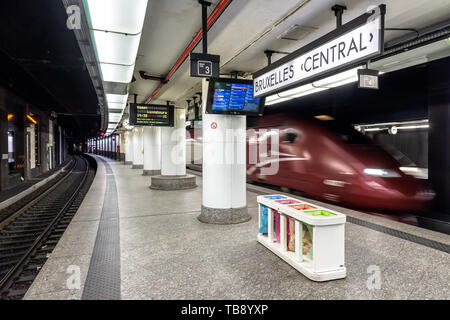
[26,115,38,124]
[265,67,362,106]
[358,121,429,132]
[83,0,148,135]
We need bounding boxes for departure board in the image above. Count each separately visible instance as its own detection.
[129,103,174,127]
[206,79,264,116]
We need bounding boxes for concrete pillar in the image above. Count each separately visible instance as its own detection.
[118,133,125,161]
[161,108,186,176]
[197,79,250,224]
[131,127,144,169]
[428,57,450,216]
[143,126,161,176]
[124,131,133,165]
[150,108,196,190]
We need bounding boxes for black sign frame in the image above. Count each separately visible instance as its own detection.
[205,78,265,116]
[190,52,220,78]
[129,103,175,127]
[252,5,386,98]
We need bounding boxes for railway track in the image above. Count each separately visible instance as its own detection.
[0,155,96,299]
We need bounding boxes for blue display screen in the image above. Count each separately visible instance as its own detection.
[211,82,260,113]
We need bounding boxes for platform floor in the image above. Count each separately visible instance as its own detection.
[24,155,450,300]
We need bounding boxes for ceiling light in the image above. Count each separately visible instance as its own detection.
[108,102,126,110]
[85,0,148,34]
[99,63,135,83]
[397,125,429,130]
[109,113,122,122]
[106,93,128,104]
[313,67,361,88]
[92,30,141,65]
[315,115,335,121]
[264,67,361,106]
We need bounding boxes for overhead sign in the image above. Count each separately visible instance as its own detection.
[358,68,379,89]
[129,103,174,127]
[190,52,220,78]
[253,5,385,98]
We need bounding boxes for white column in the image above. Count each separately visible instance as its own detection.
[118,133,124,160]
[198,78,249,224]
[143,126,161,176]
[161,108,186,176]
[132,127,144,169]
[124,131,133,165]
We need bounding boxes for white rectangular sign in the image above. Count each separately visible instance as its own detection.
[253,17,382,98]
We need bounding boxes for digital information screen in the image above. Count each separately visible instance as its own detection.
[206,79,264,116]
[129,103,174,127]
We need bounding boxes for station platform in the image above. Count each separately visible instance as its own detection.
[24,155,449,300]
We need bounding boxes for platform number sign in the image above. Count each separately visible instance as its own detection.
[198,61,212,77]
[190,52,220,78]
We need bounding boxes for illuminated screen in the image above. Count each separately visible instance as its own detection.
[129,103,174,127]
[211,82,261,113]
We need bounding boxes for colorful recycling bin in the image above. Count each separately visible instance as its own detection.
[289,204,316,210]
[304,210,336,217]
[256,194,346,282]
[258,205,269,234]
[274,210,280,243]
[275,199,300,205]
[264,195,286,200]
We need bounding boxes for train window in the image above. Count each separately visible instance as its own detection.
[282,129,300,143]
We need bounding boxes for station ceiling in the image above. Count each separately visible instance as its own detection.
[130,0,450,117]
[0,1,100,139]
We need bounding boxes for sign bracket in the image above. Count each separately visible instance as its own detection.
[331,5,347,28]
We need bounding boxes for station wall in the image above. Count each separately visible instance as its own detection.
[0,85,67,191]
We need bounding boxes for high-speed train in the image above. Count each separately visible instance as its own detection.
[186,114,435,212]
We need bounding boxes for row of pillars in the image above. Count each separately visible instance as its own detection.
[91,79,250,224]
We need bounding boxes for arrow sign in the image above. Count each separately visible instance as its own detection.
[253,6,385,98]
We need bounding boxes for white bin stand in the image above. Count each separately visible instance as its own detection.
[257,195,346,282]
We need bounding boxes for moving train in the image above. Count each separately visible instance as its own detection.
[186,114,435,212]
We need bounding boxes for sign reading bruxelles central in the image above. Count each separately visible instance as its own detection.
[253,5,385,98]
[129,103,174,127]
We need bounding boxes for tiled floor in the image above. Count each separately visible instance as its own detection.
[24,155,450,300]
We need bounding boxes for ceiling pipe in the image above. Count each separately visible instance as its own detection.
[139,71,168,83]
[144,0,233,103]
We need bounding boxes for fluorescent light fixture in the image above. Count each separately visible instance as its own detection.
[108,124,117,129]
[108,102,126,110]
[364,128,384,132]
[397,125,429,130]
[264,67,361,106]
[92,30,141,65]
[109,113,122,122]
[106,93,128,104]
[314,67,361,88]
[265,96,291,106]
[99,63,134,83]
[85,0,148,34]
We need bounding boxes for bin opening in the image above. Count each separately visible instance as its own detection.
[304,210,336,217]
[289,204,316,210]
[264,195,286,200]
[275,199,300,205]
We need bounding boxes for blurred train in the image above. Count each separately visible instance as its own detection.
[186,114,435,212]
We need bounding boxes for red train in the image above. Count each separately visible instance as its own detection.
[186,114,435,212]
